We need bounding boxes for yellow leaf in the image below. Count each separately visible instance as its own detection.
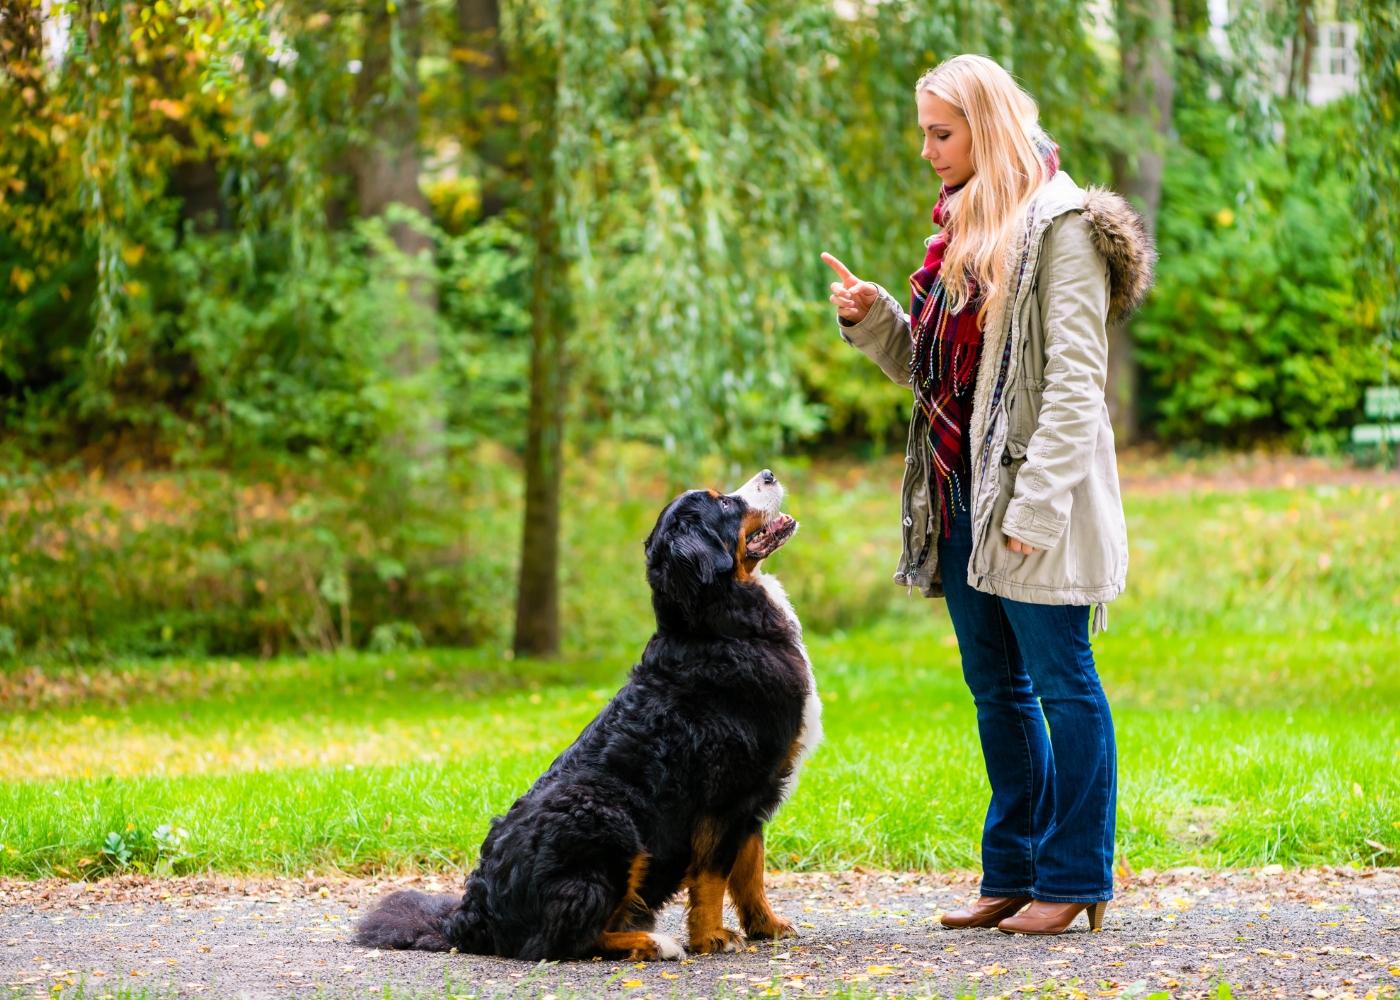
[150,99,186,120]
[867,965,895,976]
[621,981,643,989]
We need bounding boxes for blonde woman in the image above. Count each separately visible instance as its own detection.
[822,55,1153,935]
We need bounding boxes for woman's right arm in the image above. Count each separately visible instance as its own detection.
[822,253,913,388]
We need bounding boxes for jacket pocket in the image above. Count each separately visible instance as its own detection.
[1005,378,1046,458]
[1007,291,1048,458]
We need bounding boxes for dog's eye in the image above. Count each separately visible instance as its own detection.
[720,498,730,508]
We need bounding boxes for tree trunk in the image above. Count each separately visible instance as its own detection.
[454,0,570,657]
[1287,0,1318,103]
[458,0,505,76]
[352,0,441,454]
[353,0,433,256]
[1110,0,1175,445]
[513,143,570,658]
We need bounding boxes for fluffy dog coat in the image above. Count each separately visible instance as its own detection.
[355,471,820,960]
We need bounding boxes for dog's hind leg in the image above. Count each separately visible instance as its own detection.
[520,853,681,962]
[728,829,795,941]
[604,853,657,933]
[595,930,686,961]
[591,854,683,960]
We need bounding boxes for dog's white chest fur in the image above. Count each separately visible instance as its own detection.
[753,569,822,807]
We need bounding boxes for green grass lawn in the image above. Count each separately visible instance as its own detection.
[1,621,1396,879]
[1,463,1398,879]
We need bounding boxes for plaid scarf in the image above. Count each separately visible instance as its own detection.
[909,139,1060,537]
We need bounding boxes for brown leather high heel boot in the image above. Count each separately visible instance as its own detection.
[939,896,1033,929]
[996,900,1108,935]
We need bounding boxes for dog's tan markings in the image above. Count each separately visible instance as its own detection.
[707,489,720,498]
[728,830,796,941]
[604,853,652,933]
[687,816,722,867]
[679,818,743,954]
[594,930,664,959]
[736,508,766,583]
[773,733,805,787]
[596,855,683,958]
[685,870,744,954]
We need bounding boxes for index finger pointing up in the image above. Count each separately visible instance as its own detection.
[821,252,858,287]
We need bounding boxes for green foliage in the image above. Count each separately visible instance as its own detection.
[2,0,1386,466]
[543,0,844,463]
[4,447,1397,664]
[0,449,521,659]
[1134,99,1382,447]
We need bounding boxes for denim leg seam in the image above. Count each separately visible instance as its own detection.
[1002,600,1115,902]
[994,602,1038,888]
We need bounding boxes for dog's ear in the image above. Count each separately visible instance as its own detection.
[647,521,734,602]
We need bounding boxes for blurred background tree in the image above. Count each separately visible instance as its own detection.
[0,0,1393,659]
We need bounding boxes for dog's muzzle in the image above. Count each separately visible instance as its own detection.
[733,469,797,559]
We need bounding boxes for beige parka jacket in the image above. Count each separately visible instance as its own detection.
[838,171,1155,628]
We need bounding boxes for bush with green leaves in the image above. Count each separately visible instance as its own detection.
[1134,99,1386,449]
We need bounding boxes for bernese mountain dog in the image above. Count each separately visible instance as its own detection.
[355,469,821,961]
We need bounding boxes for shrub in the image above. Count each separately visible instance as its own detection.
[1134,100,1385,449]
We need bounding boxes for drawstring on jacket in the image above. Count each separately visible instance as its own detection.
[1090,602,1108,637]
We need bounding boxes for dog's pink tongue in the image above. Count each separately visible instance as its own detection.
[746,513,796,558]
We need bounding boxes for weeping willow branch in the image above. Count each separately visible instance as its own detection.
[1356,0,1400,341]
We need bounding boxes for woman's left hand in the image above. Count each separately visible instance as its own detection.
[1005,535,1039,554]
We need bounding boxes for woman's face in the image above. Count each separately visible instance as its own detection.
[918,90,974,188]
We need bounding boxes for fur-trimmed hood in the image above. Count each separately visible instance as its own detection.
[1024,173,1157,325]
[1078,185,1156,324]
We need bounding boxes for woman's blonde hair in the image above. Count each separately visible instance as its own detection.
[916,55,1052,327]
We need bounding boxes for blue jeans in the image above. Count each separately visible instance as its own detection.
[937,501,1116,902]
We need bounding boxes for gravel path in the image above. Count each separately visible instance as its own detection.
[3,867,1397,999]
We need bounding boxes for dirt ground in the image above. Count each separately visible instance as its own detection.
[3,866,1397,999]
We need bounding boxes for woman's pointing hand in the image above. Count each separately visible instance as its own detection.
[822,252,878,324]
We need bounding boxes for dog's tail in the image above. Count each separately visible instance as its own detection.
[353,889,467,952]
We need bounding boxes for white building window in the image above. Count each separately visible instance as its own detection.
[1308,21,1359,105]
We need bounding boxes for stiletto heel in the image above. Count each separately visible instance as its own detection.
[1087,901,1108,931]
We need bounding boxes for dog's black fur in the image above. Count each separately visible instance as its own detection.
[356,476,811,960]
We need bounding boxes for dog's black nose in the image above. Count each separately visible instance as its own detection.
[760,470,775,485]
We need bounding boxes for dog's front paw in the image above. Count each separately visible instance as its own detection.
[645,933,687,961]
[688,927,745,955]
[744,915,796,941]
